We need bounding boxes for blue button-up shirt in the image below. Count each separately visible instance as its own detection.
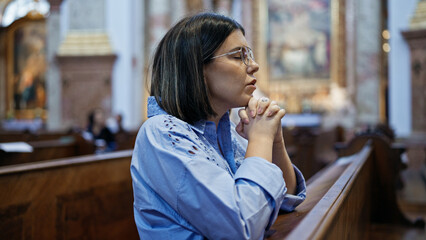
[131,97,306,240]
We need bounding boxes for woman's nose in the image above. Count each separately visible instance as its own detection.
[247,59,259,74]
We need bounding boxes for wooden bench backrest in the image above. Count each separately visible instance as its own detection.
[0,150,138,240]
[268,132,419,240]
[0,130,73,143]
[286,126,340,180]
[274,134,416,239]
[0,135,94,166]
[286,143,373,239]
[335,134,409,224]
[266,150,352,239]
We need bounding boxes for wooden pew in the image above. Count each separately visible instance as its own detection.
[0,130,74,143]
[0,150,138,240]
[115,130,138,150]
[0,128,139,152]
[266,146,353,239]
[284,126,340,180]
[0,135,94,166]
[267,135,424,239]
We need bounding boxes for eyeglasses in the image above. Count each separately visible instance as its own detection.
[211,46,255,66]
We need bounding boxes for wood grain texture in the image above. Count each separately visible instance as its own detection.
[0,134,94,166]
[286,144,372,240]
[268,134,423,239]
[0,150,138,240]
[266,153,351,239]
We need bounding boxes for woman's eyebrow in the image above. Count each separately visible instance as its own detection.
[225,46,244,52]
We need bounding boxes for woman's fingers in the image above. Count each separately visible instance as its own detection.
[236,120,242,132]
[265,103,285,124]
[235,120,247,139]
[246,96,285,120]
[238,108,250,124]
[247,97,258,118]
[266,103,281,117]
[277,108,286,119]
[257,97,270,115]
[262,100,277,116]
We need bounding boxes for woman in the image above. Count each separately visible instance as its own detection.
[131,12,306,240]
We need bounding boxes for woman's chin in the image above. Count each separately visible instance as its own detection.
[236,96,251,108]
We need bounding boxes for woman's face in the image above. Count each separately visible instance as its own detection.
[204,30,259,113]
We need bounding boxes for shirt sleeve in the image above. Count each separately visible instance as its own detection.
[133,117,286,240]
[230,124,307,212]
[280,165,307,212]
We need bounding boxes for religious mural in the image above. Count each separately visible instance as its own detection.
[268,0,330,81]
[6,18,47,119]
[12,20,47,111]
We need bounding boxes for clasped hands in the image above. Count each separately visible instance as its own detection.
[236,97,285,144]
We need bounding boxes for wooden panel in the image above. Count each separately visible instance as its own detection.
[286,144,372,240]
[317,146,372,239]
[58,55,116,129]
[0,135,94,166]
[0,150,138,240]
[115,130,138,151]
[402,29,426,136]
[335,134,413,225]
[269,134,423,240]
[285,126,339,180]
[266,152,351,239]
[0,130,73,143]
[0,202,30,239]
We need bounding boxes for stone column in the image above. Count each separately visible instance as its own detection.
[251,0,269,94]
[345,0,356,103]
[215,0,232,16]
[402,0,426,137]
[241,0,253,46]
[186,0,203,14]
[46,0,63,130]
[355,0,382,124]
[146,0,171,57]
[0,1,8,120]
[56,0,116,129]
[0,27,6,120]
[409,0,426,29]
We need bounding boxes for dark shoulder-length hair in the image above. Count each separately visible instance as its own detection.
[150,12,245,124]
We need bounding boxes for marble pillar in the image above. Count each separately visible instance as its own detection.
[215,0,232,16]
[56,0,116,129]
[402,0,426,137]
[241,0,253,46]
[388,0,418,137]
[0,28,6,120]
[46,0,63,130]
[355,0,382,124]
[186,0,203,13]
[147,0,171,57]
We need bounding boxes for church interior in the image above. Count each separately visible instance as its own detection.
[0,0,425,239]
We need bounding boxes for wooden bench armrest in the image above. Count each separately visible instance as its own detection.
[266,145,362,239]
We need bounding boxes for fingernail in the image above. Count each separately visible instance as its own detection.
[257,108,262,114]
[267,111,272,117]
[250,110,255,118]
[244,118,249,124]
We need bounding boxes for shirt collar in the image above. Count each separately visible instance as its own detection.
[147,96,168,117]
[192,112,230,135]
[146,96,230,135]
